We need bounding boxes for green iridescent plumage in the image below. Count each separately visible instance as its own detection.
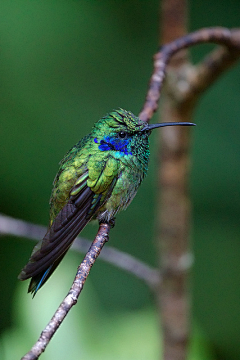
[18,109,195,296]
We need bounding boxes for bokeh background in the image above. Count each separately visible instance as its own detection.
[0,1,239,359]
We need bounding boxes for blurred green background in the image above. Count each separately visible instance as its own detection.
[0,1,239,359]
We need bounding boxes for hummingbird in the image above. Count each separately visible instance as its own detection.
[18,109,195,296]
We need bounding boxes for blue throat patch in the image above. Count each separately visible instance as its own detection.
[94,136,132,156]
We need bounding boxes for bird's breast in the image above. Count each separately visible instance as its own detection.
[96,156,146,222]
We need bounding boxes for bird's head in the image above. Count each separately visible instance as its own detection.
[92,109,195,157]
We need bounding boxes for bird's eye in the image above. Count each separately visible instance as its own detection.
[118,131,127,139]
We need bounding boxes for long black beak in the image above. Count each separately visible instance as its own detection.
[143,122,196,131]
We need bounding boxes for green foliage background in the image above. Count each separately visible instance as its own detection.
[0,1,239,359]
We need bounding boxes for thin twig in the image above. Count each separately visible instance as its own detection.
[0,213,160,288]
[21,223,111,360]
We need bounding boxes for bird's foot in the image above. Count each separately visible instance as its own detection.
[99,217,115,229]
[108,218,115,228]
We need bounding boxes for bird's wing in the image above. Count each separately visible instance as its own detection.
[19,155,120,281]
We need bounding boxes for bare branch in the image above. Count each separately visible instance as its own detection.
[139,27,240,122]
[21,223,111,360]
[0,213,46,240]
[0,213,159,288]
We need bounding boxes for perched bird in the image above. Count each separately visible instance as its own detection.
[18,109,195,296]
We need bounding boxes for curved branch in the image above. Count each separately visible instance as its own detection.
[139,27,240,122]
[21,223,111,360]
[0,213,159,288]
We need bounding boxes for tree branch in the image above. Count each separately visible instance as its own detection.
[139,27,240,123]
[0,213,159,288]
[21,223,111,360]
